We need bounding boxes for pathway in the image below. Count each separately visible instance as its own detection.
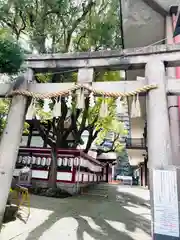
[0,184,151,240]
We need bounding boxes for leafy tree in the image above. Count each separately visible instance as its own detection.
[0,98,9,135]
[0,27,25,135]
[115,149,133,177]
[0,37,24,74]
[0,27,24,74]
[0,0,126,188]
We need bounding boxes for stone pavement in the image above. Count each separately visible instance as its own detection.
[0,184,151,240]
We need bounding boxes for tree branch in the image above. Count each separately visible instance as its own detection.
[56,98,68,132]
[76,31,87,49]
[62,109,80,140]
[65,0,95,51]
[84,129,99,153]
[34,120,56,148]
[17,10,27,39]
[79,98,89,133]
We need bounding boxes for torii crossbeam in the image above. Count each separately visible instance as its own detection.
[25,44,180,70]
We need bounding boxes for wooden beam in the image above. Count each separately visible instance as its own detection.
[0,80,147,97]
[142,0,168,17]
[1,78,180,97]
[92,80,146,93]
[28,82,75,94]
[26,79,180,96]
[0,83,75,97]
[25,44,180,70]
[27,44,180,61]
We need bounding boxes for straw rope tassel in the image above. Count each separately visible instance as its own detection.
[53,98,61,118]
[116,97,125,114]
[77,88,85,109]
[130,96,137,118]
[99,99,105,117]
[89,92,95,107]
[36,114,40,120]
[43,99,51,113]
[104,99,108,117]
[99,98,108,118]
[135,94,141,117]
[66,92,72,109]
[26,99,36,120]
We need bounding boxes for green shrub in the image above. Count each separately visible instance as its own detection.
[0,37,24,74]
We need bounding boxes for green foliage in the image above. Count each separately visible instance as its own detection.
[95,70,121,82]
[73,0,121,51]
[76,96,127,152]
[36,108,53,122]
[0,33,24,74]
[116,149,133,176]
[36,73,53,83]
[0,0,125,153]
[0,99,9,134]
[23,121,30,134]
[0,99,29,135]
[0,0,121,53]
[0,98,9,114]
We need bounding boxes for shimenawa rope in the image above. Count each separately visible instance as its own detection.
[7,84,158,99]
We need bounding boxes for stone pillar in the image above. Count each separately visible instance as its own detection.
[146,59,179,240]
[146,58,172,168]
[0,69,33,226]
[166,15,180,167]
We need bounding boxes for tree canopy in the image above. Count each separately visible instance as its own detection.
[0,0,128,187]
[0,28,24,74]
[0,0,122,52]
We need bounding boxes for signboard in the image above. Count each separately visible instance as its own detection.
[153,169,179,237]
[101,140,113,148]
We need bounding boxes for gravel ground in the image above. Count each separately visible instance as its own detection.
[0,184,151,240]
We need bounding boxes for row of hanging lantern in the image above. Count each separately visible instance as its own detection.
[17,155,102,172]
[18,155,51,166]
[26,88,141,120]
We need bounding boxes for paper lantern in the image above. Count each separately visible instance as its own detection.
[32,156,36,164]
[63,158,68,166]
[57,158,62,166]
[41,157,46,166]
[37,157,41,165]
[68,158,73,166]
[46,157,51,166]
[74,157,79,166]
[27,156,31,165]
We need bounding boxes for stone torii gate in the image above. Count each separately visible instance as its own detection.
[0,44,180,238]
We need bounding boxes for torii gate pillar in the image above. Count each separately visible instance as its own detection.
[0,69,33,226]
[146,59,180,239]
[146,59,172,168]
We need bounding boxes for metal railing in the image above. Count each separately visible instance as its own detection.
[125,138,146,149]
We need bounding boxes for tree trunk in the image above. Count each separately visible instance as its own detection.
[48,147,57,189]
